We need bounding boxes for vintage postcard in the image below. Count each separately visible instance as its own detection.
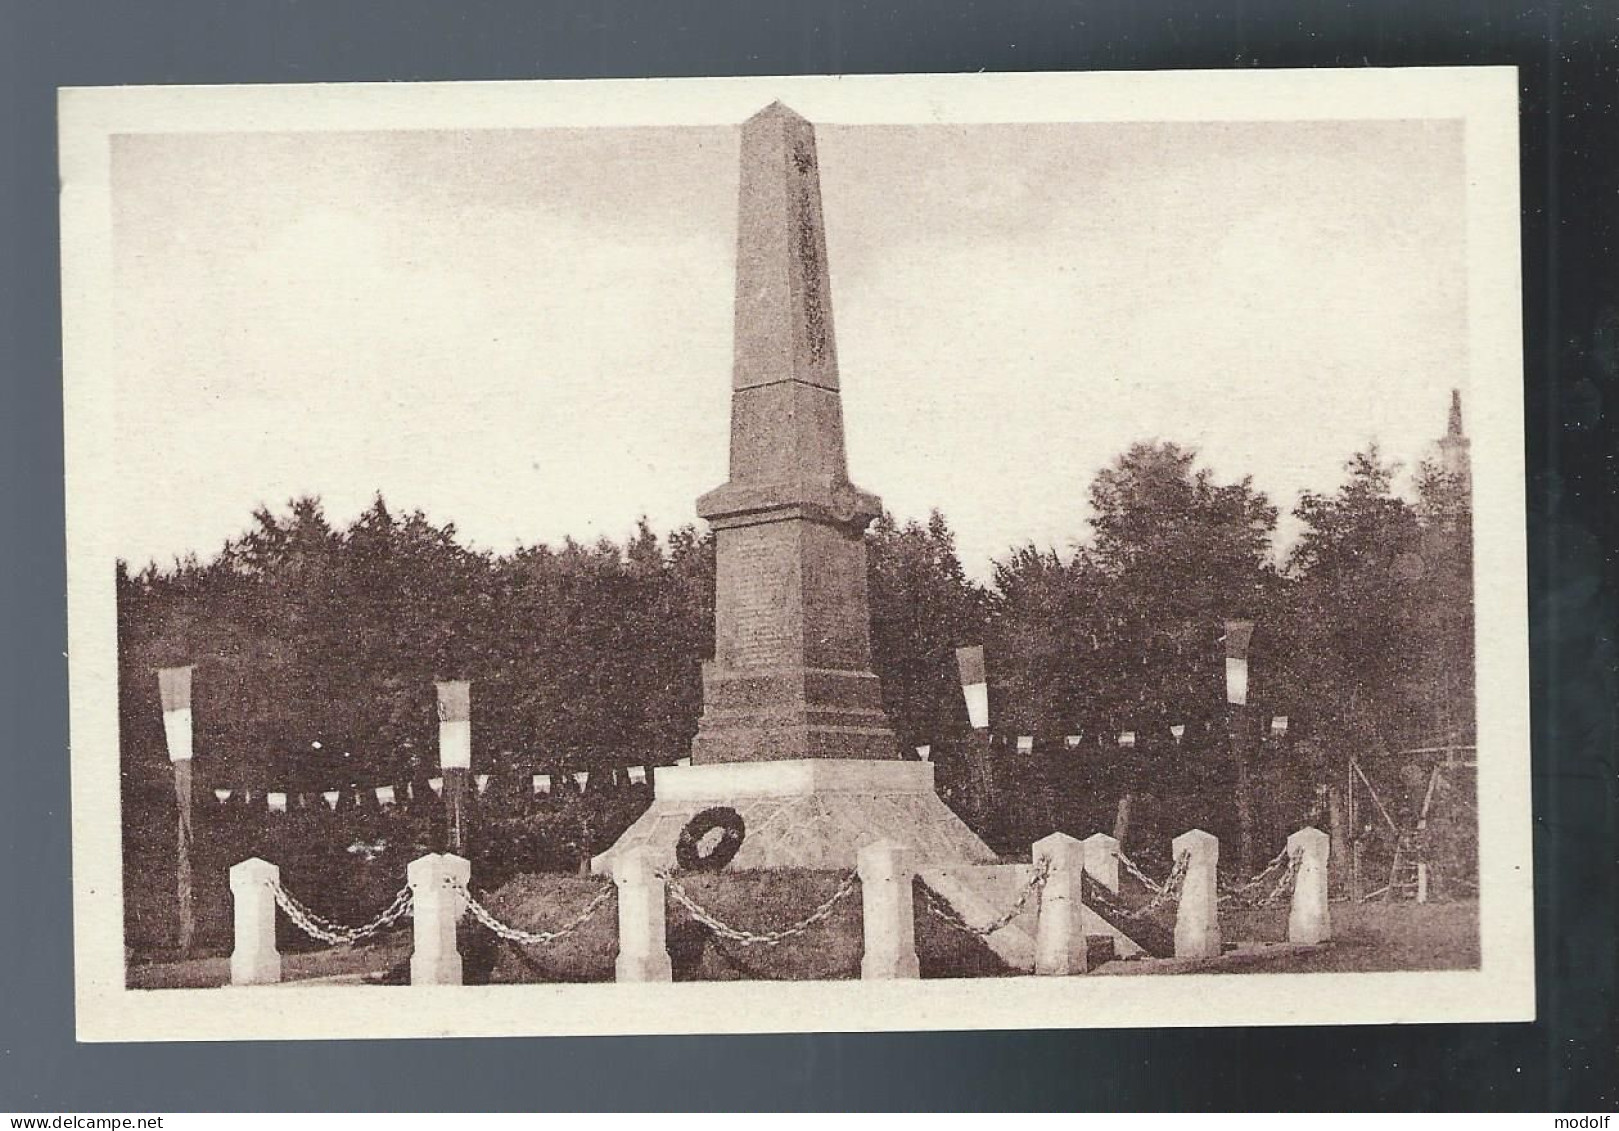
[60,68,1531,1041]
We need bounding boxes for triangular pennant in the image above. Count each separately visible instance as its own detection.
[322,791,340,810]
[213,788,232,803]
[475,773,490,795]
[427,776,443,796]
[915,744,932,762]
[1064,735,1082,748]
[573,770,589,790]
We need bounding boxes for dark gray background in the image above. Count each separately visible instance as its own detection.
[2,0,1615,1111]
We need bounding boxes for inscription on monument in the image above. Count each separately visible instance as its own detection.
[727,534,793,668]
[793,143,829,364]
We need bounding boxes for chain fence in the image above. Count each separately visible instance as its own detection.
[659,868,859,947]
[920,861,1049,938]
[1115,848,1169,896]
[267,879,413,947]
[1218,845,1301,908]
[1115,851,1190,920]
[456,880,616,946]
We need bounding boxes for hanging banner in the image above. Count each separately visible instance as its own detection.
[435,680,472,770]
[157,665,195,762]
[1224,619,1254,706]
[375,785,395,806]
[675,757,692,768]
[954,645,990,730]
[266,791,287,813]
[532,773,551,795]
[172,757,193,838]
[915,744,932,762]
[627,765,647,785]
[322,791,340,810]
[1271,715,1289,737]
[1118,731,1136,748]
[213,788,232,803]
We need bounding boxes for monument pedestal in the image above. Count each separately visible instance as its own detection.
[592,760,996,875]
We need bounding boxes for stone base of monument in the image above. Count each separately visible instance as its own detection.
[591,759,997,875]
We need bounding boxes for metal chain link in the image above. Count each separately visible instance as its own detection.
[1217,845,1294,907]
[457,882,615,947]
[920,861,1049,938]
[1117,851,1189,920]
[660,868,859,947]
[1115,849,1168,895]
[268,880,413,946]
[1255,847,1302,908]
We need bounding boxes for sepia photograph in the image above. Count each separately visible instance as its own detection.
[58,68,1532,1041]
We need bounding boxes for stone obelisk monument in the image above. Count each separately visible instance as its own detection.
[595,103,994,873]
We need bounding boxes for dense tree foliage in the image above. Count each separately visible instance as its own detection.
[120,435,1474,946]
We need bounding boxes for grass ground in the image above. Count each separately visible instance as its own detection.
[1208,897,1479,973]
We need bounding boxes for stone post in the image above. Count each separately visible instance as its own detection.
[858,840,919,979]
[1032,833,1087,976]
[229,857,281,986]
[613,847,672,983]
[1172,828,1221,959]
[408,852,470,986]
[1081,832,1121,892]
[1286,826,1332,944]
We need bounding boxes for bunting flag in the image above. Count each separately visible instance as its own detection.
[427,776,444,797]
[915,745,932,762]
[573,770,589,791]
[214,788,232,803]
[266,791,288,813]
[1224,619,1254,706]
[1171,723,1186,743]
[1064,735,1082,749]
[1119,731,1136,748]
[954,645,990,730]
[475,773,490,795]
[322,791,340,810]
[627,765,647,785]
[375,785,395,806]
[532,773,551,796]
[1271,715,1289,737]
[1016,735,1034,753]
[435,680,472,770]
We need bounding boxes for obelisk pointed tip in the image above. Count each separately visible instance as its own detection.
[745,100,810,127]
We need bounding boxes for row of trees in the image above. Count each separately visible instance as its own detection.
[119,438,1474,870]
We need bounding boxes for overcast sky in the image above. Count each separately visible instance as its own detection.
[111,117,1467,580]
